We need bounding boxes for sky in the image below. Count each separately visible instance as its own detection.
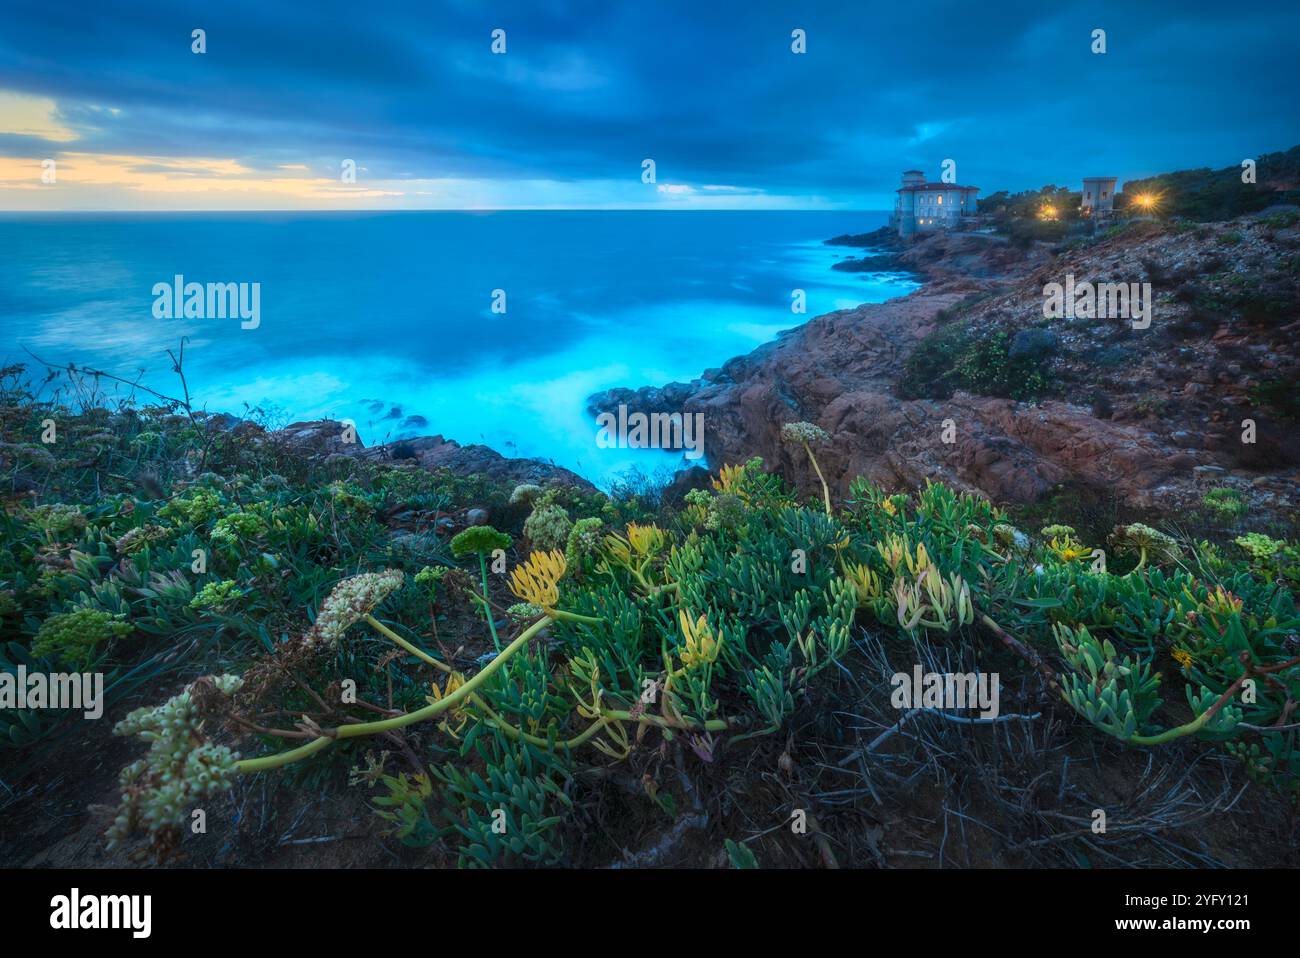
[0,0,1296,211]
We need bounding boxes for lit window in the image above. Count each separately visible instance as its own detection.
[937,195,943,205]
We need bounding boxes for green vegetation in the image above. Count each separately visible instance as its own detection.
[899,320,1050,401]
[1203,487,1249,522]
[977,185,1080,244]
[1116,146,1300,222]
[1250,377,1300,420]
[3,364,1298,867]
[1261,209,1300,230]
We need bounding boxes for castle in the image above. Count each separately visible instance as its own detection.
[890,169,980,238]
[889,169,1122,237]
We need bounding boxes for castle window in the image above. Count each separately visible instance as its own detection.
[937,195,943,205]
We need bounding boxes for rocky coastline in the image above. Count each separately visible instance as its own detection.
[234,209,1298,527]
[588,211,1300,523]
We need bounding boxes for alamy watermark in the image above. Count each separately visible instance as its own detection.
[595,404,704,459]
[891,664,1000,719]
[0,666,104,719]
[152,275,260,329]
[1043,273,1152,329]
[50,888,151,938]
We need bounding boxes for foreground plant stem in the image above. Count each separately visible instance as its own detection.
[471,696,731,748]
[364,614,452,673]
[478,552,501,650]
[366,612,725,749]
[978,614,1063,695]
[802,440,832,517]
[235,613,557,774]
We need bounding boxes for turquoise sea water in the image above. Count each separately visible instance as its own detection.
[0,211,916,486]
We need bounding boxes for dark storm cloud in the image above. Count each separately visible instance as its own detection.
[0,0,1295,203]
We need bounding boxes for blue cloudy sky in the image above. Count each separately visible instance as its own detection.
[0,0,1295,210]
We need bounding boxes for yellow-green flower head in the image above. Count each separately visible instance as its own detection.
[413,565,448,597]
[211,511,268,545]
[190,579,244,611]
[28,503,87,538]
[1235,532,1283,560]
[159,487,223,526]
[450,524,512,558]
[32,608,131,666]
[506,601,543,622]
[780,421,830,445]
[114,523,171,555]
[308,569,405,647]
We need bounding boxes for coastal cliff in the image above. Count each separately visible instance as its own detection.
[590,212,1300,522]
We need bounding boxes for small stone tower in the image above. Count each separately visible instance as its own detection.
[1081,177,1118,216]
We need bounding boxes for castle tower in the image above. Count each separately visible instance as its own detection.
[892,171,924,236]
[1081,176,1118,215]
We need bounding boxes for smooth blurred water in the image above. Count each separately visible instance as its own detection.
[0,211,916,486]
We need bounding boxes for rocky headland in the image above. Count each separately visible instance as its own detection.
[589,213,1300,522]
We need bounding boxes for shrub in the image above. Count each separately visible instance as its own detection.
[900,322,1050,401]
[1202,487,1248,521]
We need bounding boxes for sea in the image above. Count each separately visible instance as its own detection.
[0,211,916,487]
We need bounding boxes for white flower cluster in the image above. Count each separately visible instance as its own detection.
[780,421,830,445]
[306,569,405,648]
[509,483,542,505]
[106,674,243,852]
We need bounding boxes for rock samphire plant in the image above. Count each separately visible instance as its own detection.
[99,455,1300,863]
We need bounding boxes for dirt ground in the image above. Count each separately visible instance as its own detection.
[4,636,1295,870]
